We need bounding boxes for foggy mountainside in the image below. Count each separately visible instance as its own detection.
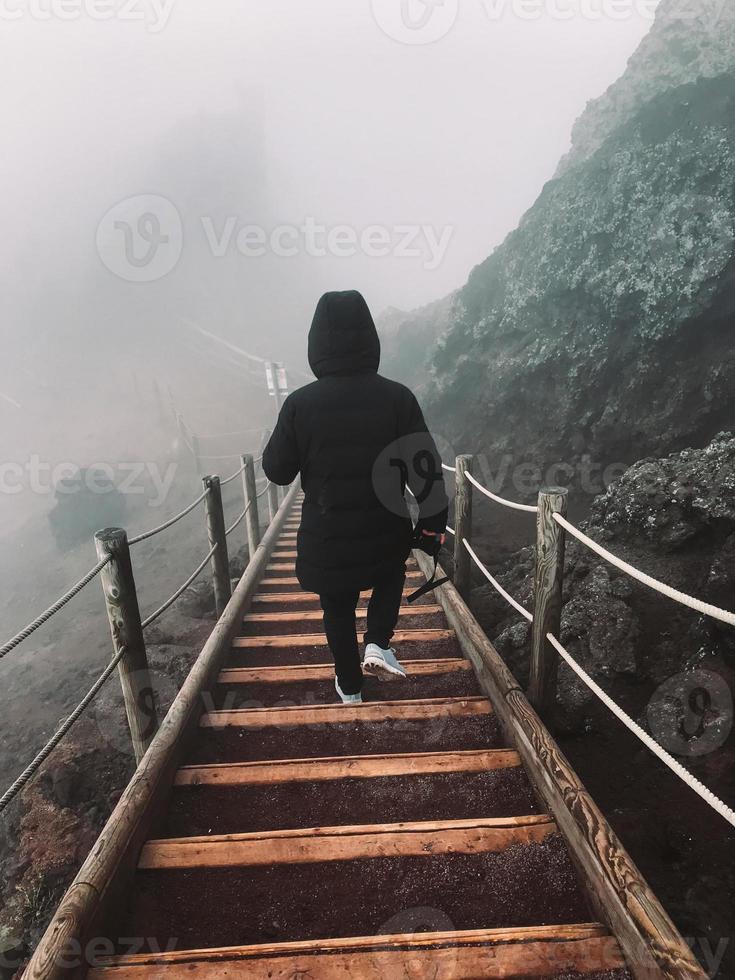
[381,1,735,969]
[383,0,735,473]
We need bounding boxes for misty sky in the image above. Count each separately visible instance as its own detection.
[0,0,660,488]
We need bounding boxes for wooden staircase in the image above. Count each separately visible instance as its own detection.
[87,495,632,979]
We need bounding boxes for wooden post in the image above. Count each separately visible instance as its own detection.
[529,487,568,717]
[267,480,279,523]
[94,528,158,765]
[241,453,261,559]
[203,475,231,617]
[453,454,474,600]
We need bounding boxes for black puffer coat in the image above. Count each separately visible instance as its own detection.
[263,290,448,595]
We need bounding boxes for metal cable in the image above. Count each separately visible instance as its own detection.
[546,632,735,830]
[128,488,209,546]
[0,556,111,661]
[141,543,218,629]
[554,514,735,627]
[0,645,126,814]
[462,539,533,623]
[465,472,538,514]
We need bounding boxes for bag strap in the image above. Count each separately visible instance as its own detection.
[407,555,449,604]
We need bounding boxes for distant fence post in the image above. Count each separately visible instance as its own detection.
[453,454,474,600]
[529,487,568,717]
[241,453,261,559]
[203,475,231,617]
[267,481,279,523]
[191,432,203,477]
[94,528,158,765]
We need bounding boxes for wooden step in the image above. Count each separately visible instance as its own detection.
[89,925,622,979]
[251,588,425,605]
[201,695,490,728]
[232,628,454,648]
[243,605,441,625]
[217,659,470,685]
[271,550,297,558]
[175,747,521,786]
[139,815,557,869]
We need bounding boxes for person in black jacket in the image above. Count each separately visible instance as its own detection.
[263,290,448,703]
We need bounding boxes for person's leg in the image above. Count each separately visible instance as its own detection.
[364,562,406,650]
[319,590,363,696]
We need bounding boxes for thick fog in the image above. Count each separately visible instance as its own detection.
[0,0,657,543]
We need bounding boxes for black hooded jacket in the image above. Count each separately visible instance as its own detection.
[263,290,448,595]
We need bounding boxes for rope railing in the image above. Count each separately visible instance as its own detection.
[441,462,456,473]
[546,632,735,831]
[465,471,538,514]
[554,514,735,628]
[453,529,735,830]
[0,556,112,662]
[128,487,209,546]
[462,538,533,623]
[141,542,218,630]
[225,502,251,537]
[0,644,126,815]
[220,460,247,486]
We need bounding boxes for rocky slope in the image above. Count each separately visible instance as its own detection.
[467,434,735,976]
[383,0,735,485]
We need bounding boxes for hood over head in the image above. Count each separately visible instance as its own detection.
[308,290,380,379]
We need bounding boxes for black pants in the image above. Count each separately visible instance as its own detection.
[319,563,407,696]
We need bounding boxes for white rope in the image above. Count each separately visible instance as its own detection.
[465,472,538,514]
[462,538,533,623]
[442,462,456,473]
[141,543,218,629]
[446,525,455,536]
[129,488,209,546]
[554,515,735,628]
[0,556,111,660]
[256,480,271,499]
[547,633,735,830]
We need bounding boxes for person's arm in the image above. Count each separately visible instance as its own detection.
[398,389,448,538]
[262,395,300,486]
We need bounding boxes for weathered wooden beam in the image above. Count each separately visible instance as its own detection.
[174,747,520,786]
[203,475,231,618]
[529,487,568,717]
[139,815,556,869]
[453,454,474,600]
[94,528,158,765]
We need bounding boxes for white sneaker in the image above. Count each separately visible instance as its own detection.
[335,677,363,704]
[363,643,407,681]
